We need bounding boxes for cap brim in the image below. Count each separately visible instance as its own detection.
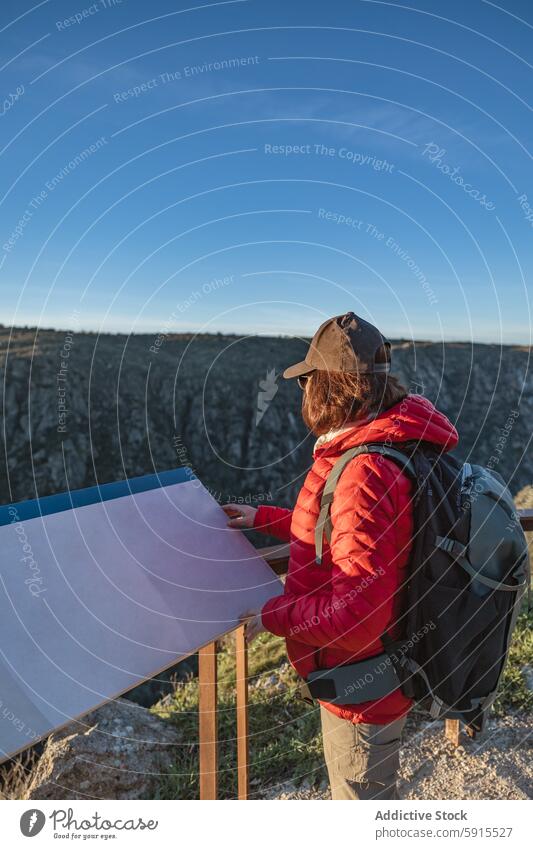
[282,360,315,379]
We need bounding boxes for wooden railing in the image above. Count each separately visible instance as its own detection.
[198,509,533,799]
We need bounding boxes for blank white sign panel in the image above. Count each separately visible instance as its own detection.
[0,468,283,762]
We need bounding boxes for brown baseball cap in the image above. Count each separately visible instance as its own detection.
[283,312,391,379]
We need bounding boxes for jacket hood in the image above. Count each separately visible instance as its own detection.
[313,393,459,458]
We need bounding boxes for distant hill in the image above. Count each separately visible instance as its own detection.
[1,326,532,508]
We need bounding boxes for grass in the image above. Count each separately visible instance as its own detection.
[152,632,325,800]
[493,608,533,716]
[0,748,38,800]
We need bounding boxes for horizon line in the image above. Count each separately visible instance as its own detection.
[0,321,530,349]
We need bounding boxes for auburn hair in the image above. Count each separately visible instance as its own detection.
[301,349,407,437]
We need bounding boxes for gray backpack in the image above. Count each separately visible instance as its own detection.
[314,441,530,734]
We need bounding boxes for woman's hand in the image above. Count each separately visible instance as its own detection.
[222,503,257,529]
[239,610,266,643]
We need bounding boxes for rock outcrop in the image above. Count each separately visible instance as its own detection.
[20,698,179,800]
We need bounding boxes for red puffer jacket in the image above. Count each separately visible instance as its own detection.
[256,394,459,725]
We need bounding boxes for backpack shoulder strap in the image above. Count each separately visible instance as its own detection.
[314,442,418,565]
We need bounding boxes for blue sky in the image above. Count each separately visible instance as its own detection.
[1,0,532,343]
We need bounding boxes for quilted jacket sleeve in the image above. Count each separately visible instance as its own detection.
[253,504,293,542]
[261,456,411,650]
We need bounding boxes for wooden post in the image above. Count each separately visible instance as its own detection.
[519,509,533,531]
[199,641,218,799]
[445,719,461,747]
[235,625,249,800]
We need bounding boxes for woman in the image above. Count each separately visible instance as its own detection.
[223,312,458,800]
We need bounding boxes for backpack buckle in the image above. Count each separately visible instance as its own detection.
[435,535,467,559]
[435,535,454,553]
[429,696,445,719]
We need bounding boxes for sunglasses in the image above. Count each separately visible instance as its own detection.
[297,375,310,390]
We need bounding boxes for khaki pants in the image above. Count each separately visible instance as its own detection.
[320,706,406,800]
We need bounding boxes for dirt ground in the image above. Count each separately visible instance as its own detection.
[268,712,532,800]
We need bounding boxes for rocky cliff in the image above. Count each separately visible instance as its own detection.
[1,326,531,508]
